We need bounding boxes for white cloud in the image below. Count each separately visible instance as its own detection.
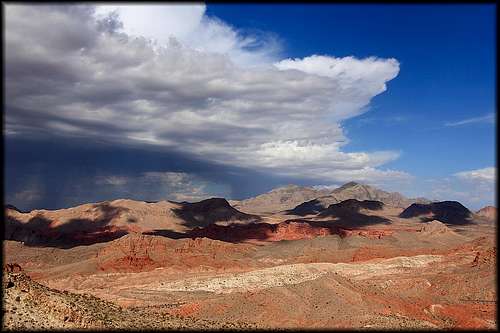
[94,4,281,67]
[275,55,400,120]
[5,4,407,187]
[444,113,494,127]
[312,184,341,191]
[409,167,496,210]
[454,167,495,182]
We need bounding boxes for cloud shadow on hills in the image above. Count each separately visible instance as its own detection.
[169,198,262,230]
[142,223,275,243]
[310,214,392,229]
[4,202,133,249]
[142,229,189,239]
[286,199,386,217]
[5,197,393,248]
[416,216,476,225]
[399,201,475,225]
[285,199,326,216]
[311,209,391,229]
[302,199,392,228]
[4,198,267,247]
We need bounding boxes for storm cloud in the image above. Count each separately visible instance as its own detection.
[5,4,409,210]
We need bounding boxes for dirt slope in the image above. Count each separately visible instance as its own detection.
[2,269,256,330]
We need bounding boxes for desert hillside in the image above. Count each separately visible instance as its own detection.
[2,183,497,330]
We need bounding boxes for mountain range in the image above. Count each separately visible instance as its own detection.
[231,181,431,215]
[5,181,493,249]
[3,181,496,330]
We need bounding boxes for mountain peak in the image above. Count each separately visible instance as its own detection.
[232,184,326,214]
[5,204,23,213]
[275,184,302,190]
[335,181,364,191]
[343,181,361,187]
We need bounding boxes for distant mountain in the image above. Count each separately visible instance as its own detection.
[475,206,497,221]
[399,201,473,225]
[5,204,24,213]
[230,185,330,214]
[288,182,430,216]
[328,182,431,208]
[4,198,259,247]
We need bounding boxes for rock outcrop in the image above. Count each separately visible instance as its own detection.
[419,220,453,234]
[335,228,394,239]
[3,263,23,273]
[471,247,496,268]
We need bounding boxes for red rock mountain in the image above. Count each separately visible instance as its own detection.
[95,234,256,273]
[475,206,497,221]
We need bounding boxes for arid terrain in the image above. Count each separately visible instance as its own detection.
[3,182,497,330]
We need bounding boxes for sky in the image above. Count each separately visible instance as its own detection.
[4,4,496,211]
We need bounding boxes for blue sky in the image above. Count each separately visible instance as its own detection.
[208,4,496,176]
[208,4,497,204]
[5,4,496,210]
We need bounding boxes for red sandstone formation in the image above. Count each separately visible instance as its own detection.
[95,234,256,273]
[335,227,394,239]
[471,247,497,268]
[188,221,331,242]
[419,220,453,234]
[188,220,394,243]
[3,263,23,273]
